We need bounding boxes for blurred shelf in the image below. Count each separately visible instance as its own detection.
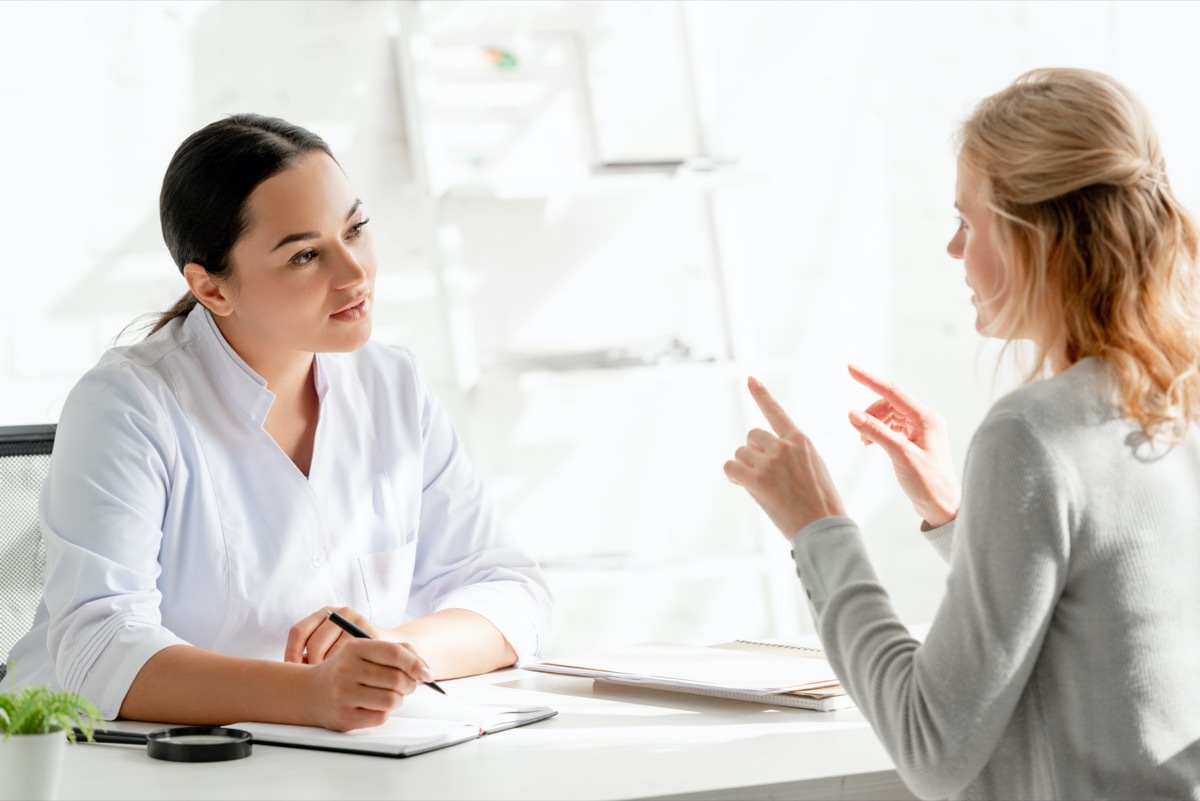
[538,553,784,582]
[484,336,713,373]
[438,160,752,201]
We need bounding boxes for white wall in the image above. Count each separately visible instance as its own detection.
[3,0,1199,655]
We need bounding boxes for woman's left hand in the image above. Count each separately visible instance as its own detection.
[284,606,385,665]
[724,377,846,539]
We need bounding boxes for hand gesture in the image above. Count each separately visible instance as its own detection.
[724,377,846,539]
[846,364,960,528]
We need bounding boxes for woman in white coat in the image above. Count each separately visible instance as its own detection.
[2,114,551,732]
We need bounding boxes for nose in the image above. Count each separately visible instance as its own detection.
[946,227,964,260]
[332,241,371,289]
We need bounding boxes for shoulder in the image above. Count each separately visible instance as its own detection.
[970,359,1120,492]
[983,358,1117,437]
[58,322,195,437]
[69,327,189,409]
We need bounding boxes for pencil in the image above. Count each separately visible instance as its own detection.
[324,609,448,695]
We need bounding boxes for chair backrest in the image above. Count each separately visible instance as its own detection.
[0,424,55,667]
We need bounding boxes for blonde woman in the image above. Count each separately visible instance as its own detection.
[726,68,1200,799]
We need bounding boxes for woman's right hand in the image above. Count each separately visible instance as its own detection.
[846,364,961,528]
[305,639,428,732]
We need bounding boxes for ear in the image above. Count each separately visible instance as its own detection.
[183,263,235,317]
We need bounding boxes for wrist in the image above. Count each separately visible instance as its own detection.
[270,660,322,726]
[921,506,957,529]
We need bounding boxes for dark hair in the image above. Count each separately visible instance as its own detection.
[148,114,334,335]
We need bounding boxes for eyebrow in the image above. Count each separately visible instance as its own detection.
[270,199,363,252]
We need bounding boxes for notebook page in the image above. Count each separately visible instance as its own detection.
[232,716,480,757]
[391,695,557,733]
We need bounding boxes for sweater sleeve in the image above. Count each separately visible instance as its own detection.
[791,413,1073,800]
[922,519,955,563]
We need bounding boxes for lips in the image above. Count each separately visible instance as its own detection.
[332,294,369,316]
[330,294,371,323]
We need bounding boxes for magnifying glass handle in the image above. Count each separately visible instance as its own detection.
[75,728,149,745]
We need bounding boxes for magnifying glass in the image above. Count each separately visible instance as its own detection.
[77,726,253,762]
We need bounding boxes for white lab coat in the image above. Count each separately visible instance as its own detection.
[3,306,551,718]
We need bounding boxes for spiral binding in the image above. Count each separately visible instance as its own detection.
[735,639,825,656]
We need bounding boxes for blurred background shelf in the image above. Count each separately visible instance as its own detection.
[389,0,804,656]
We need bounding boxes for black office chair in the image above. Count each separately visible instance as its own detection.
[0,424,55,682]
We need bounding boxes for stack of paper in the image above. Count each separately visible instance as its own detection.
[524,641,853,712]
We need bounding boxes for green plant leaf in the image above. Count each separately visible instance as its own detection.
[0,661,102,743]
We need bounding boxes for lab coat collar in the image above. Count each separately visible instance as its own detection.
[182,305,332,427]
[183,305,276,426]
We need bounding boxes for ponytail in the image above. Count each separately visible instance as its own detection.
[148,291,199,336]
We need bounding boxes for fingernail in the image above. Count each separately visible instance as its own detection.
[419,668,435,683]
[848,410,865,425]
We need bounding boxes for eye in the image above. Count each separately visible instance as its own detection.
[954,214,967,231]
[290,248,318,266]
[347,217,371,238]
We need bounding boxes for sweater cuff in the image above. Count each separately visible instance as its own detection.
[921,518,956,564]
[789,516,879,613]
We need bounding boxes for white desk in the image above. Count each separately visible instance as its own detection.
[58,668,914,801]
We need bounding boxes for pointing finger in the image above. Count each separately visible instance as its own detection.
[847,364,927,418]
[748,377,800,438]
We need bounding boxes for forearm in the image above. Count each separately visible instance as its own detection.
[388,609,517,680]
[118,644,316,725]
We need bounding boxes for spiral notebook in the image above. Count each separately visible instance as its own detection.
[524,640,853,712]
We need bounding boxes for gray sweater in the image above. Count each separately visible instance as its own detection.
[792,358,1200,800]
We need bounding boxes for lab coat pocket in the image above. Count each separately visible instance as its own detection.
[357,536,418,630]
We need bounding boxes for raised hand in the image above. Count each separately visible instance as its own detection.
[846,364,960,528]
[724,377,846,539]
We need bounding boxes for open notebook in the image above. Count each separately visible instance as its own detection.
[103,693,557,759]
[525,640,854,712]
[229,695,557,757]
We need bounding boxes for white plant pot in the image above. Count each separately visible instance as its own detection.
[0,728,67,801]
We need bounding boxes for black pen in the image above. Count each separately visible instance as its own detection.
[324,609,447,696]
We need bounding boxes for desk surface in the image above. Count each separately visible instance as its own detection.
[58,668,913,801]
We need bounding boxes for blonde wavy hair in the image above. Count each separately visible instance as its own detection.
[958,67,1200,441]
